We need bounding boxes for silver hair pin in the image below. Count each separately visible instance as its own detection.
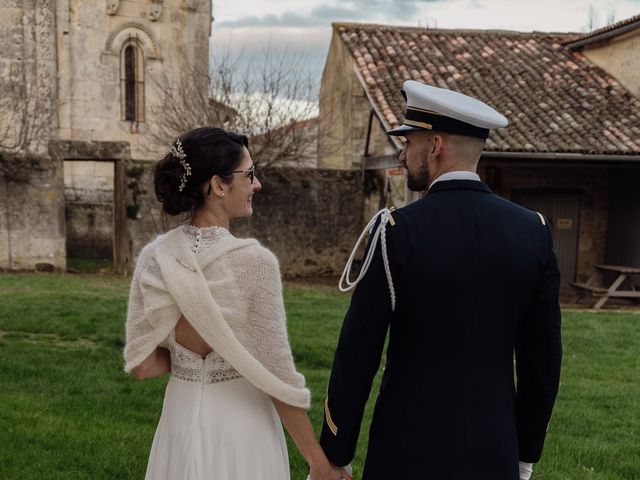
[170,139,191,192]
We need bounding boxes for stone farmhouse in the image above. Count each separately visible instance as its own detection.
[318,16,640,289]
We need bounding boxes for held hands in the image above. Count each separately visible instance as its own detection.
[338,465,353,480]
[309,462,530,479]
[307,462,353,480]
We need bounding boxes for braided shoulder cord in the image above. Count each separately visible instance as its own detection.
[338,208,396,311]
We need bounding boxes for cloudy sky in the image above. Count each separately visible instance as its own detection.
[210,0,639,98]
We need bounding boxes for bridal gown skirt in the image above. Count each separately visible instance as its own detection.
[145,375,291,480]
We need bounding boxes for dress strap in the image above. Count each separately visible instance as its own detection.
[338,208,396,311]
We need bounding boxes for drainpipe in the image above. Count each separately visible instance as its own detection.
[364,109,374,158]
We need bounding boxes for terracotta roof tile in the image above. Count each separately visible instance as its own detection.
[564,14,640,47]
[335,23,640,155]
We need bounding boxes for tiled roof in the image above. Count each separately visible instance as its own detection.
[564,14,640,47]
[336,23,640,156]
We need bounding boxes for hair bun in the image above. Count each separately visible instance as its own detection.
[154,153,197,215]
[153,127,249,217]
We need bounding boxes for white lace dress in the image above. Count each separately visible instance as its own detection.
[144,226,290,480]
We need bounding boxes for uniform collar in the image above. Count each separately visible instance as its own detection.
[429,171,480,188]
[426,179,492,195]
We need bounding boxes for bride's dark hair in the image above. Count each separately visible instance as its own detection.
[154,127,249,216]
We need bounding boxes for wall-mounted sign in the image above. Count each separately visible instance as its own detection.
[557,218,573,230]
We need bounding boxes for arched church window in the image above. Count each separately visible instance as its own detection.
[120,40,145,123]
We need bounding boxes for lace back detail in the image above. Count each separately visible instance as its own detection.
[183,225,230,255]
[167,331,241,384]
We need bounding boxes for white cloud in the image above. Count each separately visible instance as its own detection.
[211,0,640,98]
[216,0,449,28]
[214,0,639,31]
[413,0,640,32]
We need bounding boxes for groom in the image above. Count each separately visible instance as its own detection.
[320,80,562,479]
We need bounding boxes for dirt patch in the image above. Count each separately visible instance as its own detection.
[0,331,99,348]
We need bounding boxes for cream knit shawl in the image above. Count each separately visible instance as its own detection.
[123,227,311,409]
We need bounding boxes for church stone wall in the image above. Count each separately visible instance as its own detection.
[57,0,212,161]
[0,0,58,154]
[64,161,114,259]
[0,1,65,270]
[0,154,66,271]
[0,1,213,270]
[54,0,213,264]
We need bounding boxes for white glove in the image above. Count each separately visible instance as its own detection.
[519,461,533,480]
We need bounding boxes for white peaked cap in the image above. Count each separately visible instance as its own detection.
[387,80,508,138]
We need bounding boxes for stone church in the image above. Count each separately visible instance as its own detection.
[0,0,213,272]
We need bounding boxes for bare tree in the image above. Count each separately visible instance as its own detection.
[584,4,599,32]
[583,4,616,33]
[0,51,56,181]
[148,46,321,168]
[606,7,616,26]
[0,65,52,159]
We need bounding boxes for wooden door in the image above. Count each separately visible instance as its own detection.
[512,192,581,289]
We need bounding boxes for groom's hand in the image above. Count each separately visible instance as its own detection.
[519,461,533,480]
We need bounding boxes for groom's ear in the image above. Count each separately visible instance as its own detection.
[432,133,444,156]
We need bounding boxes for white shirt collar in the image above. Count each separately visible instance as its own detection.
[429,171,481,189]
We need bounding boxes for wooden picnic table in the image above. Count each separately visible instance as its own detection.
[571,264,640,310]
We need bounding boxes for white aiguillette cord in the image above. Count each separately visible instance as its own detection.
[338,208,396,311]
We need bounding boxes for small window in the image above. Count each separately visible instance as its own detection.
[120,40,145,123]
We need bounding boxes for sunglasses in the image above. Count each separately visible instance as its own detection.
[207,165,256,195]
[224,164,256,184]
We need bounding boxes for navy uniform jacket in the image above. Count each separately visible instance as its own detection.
[320,180,562,480]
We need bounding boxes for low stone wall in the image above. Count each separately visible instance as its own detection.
[126,165,365,277]
[0,153,66,271]
[232,167,364,276]
[125,160,171,266]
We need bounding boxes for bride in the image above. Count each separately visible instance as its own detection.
[124,127,350,480]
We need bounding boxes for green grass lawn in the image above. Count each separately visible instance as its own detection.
[0,273,639,479]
